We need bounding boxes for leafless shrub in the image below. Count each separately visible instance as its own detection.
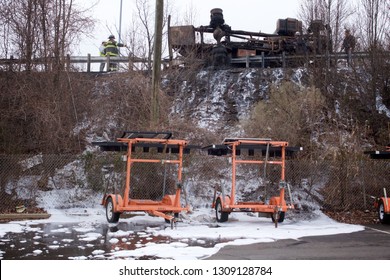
[0,71,93,153]
[242,81,326,154]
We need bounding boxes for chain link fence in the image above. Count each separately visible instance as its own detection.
[0,153,389,215]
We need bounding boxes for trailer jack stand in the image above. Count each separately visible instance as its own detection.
[273,206,283,228]
[273,210,279,228]
[170,218,177,230]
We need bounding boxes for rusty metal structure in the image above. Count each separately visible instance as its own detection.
[168,8,332,67]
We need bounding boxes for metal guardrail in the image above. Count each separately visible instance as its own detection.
[0,51,387,72]
[167,51,381,69]
[0,54,148,72]
[230,51,378,68]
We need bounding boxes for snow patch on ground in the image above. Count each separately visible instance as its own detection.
[0,207,364,260]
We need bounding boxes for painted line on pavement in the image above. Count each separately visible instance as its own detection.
[365,226,390,235]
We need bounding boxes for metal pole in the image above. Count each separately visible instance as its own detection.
[263,142,270,200]
[231,143,237,205]
[118,0,123,58]
[167,15,173,61]
[151,0,163,127]
[119,0,123,45]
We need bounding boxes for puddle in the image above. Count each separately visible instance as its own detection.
[0,221,224,260]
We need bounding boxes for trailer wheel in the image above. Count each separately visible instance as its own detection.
[215,199,229,222]
[378,200,390,224]
[106,197,120,223]
[271,211,285,223]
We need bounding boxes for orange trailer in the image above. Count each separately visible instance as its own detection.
[204,138,301,226]
[364,145,390,224]
[93,131,195,226]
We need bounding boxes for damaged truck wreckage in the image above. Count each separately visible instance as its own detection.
[168,8,332,68]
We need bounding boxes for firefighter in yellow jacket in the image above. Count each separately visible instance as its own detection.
[103,35,126,71]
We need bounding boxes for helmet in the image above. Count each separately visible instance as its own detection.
[108,35,115,39]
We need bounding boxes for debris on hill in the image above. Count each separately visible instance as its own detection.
[324,210,379,225]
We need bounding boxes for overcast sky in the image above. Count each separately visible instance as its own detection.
[77,0,301,56]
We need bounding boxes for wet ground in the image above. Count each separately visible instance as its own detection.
[0,221,219,260]
[1,210,374,260]
[207,224,390,259]
[4,221,389,260]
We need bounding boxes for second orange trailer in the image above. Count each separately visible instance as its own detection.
[204,138,302,226]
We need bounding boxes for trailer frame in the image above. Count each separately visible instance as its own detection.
[364,146,390,224]
[93,131,194,226]
[204,138,301,227]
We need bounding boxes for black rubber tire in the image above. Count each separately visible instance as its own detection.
[271,211,285,223]
[106,197,120,223]
[211,45,229,66]
[378,200,390,224]
[215,198,229,222]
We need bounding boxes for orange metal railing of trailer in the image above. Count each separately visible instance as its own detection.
[93,131,196,226]
[204,138,302,226]
[364,147,390,224]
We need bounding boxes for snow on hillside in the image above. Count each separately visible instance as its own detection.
[170,68,309,132]
[170,67,390,136]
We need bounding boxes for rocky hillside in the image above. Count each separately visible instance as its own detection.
[170,68,306,131]
[1,64,387,155]
[163,66,389,155]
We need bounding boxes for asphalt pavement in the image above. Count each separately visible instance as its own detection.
[207,224,390,259]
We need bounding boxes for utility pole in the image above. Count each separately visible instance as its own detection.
[151,0,163,128]
[119,0,123,45]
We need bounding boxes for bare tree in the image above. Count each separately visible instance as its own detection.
[298,0,353,51]
[0,0,94,71]
[356,0,389,50]
[135,0,154,70]
[179,1,199,26]
[0,0,40,70]
[349,0,390,146]
[125,0,172,72]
